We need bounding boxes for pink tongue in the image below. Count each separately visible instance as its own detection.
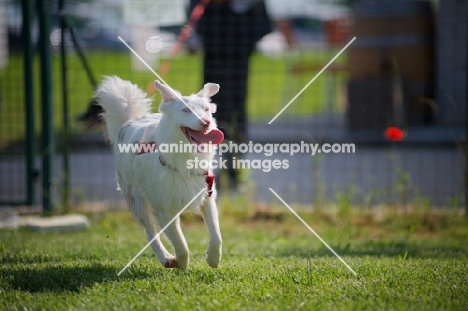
[189,128,224,144]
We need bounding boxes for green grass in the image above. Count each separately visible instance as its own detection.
[0,50,347,148]
[1,201,467,310]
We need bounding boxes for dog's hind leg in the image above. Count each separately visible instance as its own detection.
[122,185,177,268]
[157,211,190,269]
[200,197,222,268]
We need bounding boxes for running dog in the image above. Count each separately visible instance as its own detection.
[96,76,224,269]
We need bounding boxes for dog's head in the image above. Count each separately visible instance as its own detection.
[154,81,224,146]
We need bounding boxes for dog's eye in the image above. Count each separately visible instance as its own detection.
[182,108,191,113]
[204,107,210,112]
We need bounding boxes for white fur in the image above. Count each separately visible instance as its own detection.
[96,76,222,269]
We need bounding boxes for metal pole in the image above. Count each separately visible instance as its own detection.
[22,0,37,206]
[465,0,468,216]
[59,0,69,212]
[68,27,98,88]
[37,0,54,214]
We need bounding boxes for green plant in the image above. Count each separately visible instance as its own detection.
[335,184,356,218]
[395,167,411,207]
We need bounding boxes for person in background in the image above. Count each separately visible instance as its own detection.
[192,0,272,191]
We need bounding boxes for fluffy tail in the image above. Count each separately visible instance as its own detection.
[95,76,152,144]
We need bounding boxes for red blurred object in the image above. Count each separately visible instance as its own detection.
[384,127,405,141]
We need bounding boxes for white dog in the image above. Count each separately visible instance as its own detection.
[96,76,224,269]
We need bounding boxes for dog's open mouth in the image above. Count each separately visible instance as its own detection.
[181,127,224,145]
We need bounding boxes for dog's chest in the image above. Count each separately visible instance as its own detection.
[130,158,210,212]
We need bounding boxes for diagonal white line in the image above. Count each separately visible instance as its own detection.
[268,37,356,124]
[117,36,206,124]
[117,188,206,276]
[268,188,357,276]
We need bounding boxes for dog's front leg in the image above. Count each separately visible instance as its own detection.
[158,212,190,269]
[200,197,222,268]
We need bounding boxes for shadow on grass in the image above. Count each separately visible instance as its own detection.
[1,257,156,293]
[277,240,468,259]
[0,254,66,265]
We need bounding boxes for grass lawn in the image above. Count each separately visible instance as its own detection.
[0,49,347,148]
[1,200,467,310]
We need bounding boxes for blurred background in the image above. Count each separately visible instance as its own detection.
[0,0,465,213]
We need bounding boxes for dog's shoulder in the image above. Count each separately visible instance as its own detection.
[117,113,162,144]
[124,113,162,128]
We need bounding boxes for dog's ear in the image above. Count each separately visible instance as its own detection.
[210,103,217,113]
[154,80,176,102]
[197,83,219,98]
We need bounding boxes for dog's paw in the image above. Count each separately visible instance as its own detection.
[163,258,177,268]
[206,249,221,268]
[175,254,189,270]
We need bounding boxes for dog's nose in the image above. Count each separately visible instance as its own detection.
[201,119,211,127]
